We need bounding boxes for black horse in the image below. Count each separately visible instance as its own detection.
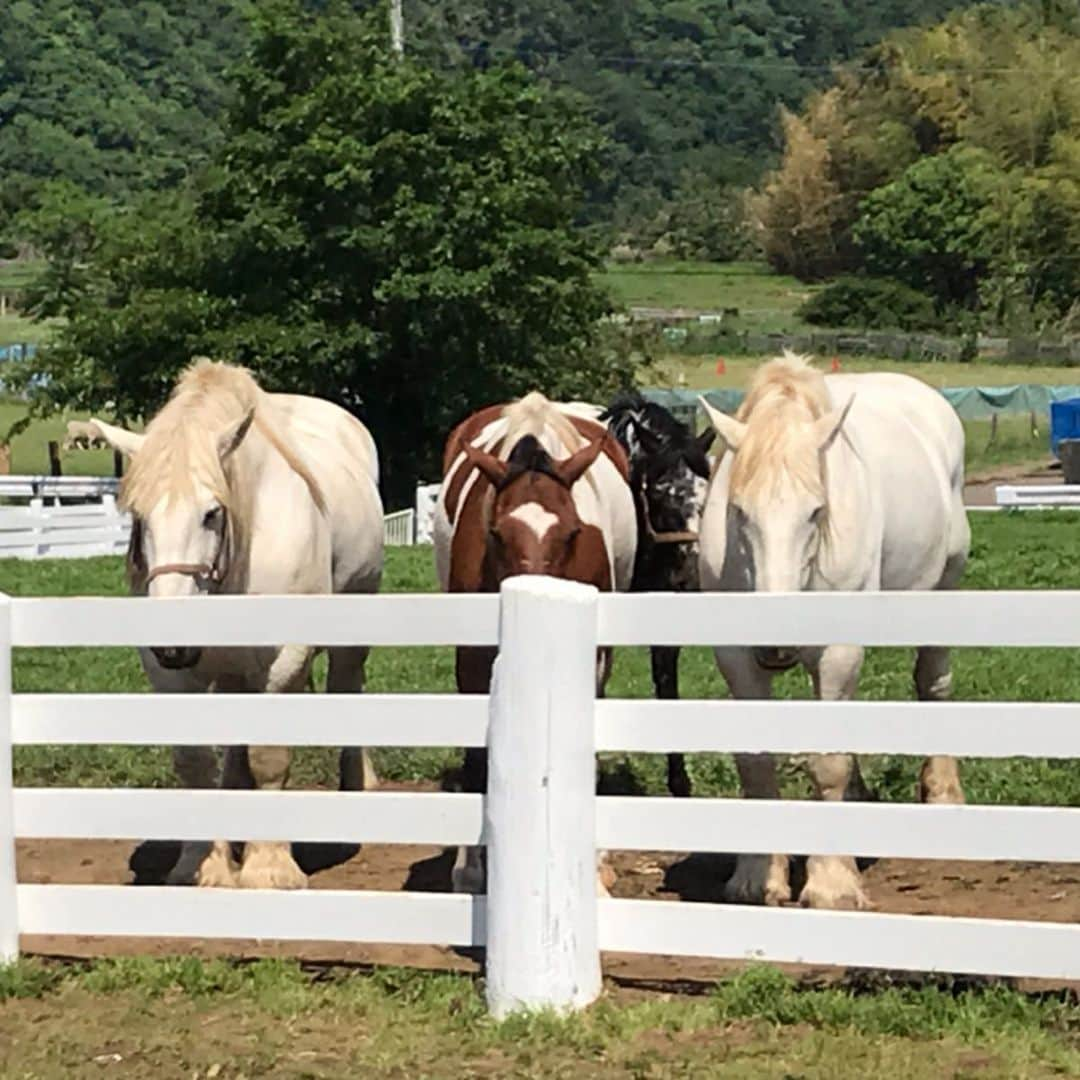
[602,391,714,798]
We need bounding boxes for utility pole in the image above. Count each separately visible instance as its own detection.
[390,0,403,57]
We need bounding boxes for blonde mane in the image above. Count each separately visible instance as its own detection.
[500,391,587,457]
[121,359,326,517]
[730,351,831,500]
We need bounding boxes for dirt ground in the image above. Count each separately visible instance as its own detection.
[17,813,1080,991]
[962,461,1062,507]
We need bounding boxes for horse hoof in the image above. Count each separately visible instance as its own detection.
[237,845,308,890]
[799,864,873,911]
[724,854,791,906]
[196,852,241,889]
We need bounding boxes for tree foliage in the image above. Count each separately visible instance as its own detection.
[31,1,629,503]
[0,0,242,243]
[754,0,1080,326]
[0,0,988,252]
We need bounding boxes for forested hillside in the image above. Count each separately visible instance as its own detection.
[410,1,990,216]
[0,0,994,247]
[0,0,242,235]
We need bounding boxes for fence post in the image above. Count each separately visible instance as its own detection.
[0,593,17,962]
[485,575,601,1018]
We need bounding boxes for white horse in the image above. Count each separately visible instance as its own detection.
[90,359,384,890]
[698,353,970,911]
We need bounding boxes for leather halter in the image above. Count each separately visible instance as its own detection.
[143,510,230,590]
[636,486,698,546]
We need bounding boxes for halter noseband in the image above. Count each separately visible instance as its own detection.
[142,509,231,591]
[145,562,224,587]
[636,485,699,546]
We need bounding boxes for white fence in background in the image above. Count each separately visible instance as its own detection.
[2,582,1080,1015]
[996,483,1080,508]
[0,476,419,557]
[382,508,415,546]
[0,476,120,503]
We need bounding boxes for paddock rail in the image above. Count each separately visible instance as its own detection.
[2,583,1080,1017]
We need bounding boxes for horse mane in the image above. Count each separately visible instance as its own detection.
[121,358,327,517]
[602,390,694,460]
[500,390,600,493]
[730,351,831,500]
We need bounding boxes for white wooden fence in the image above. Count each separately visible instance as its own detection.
[996,483,1080,508]
[0,476,419,557]
[3,581,1080,1017]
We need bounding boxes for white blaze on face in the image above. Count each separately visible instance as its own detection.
[507,501,560,541]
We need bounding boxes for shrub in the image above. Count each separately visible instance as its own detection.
[798,275,941,330]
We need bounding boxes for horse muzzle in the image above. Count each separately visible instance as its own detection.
[151,646,203,670]
[753,647,800,672]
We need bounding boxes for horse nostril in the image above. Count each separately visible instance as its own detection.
[754,647,799,671]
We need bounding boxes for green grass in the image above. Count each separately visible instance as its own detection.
[653,352,1080,391]
[0,958,1077,1077]
[0,313,58,347]
[0,398,119,475]
[601,259,819,332]
[0,259,45,293]
[6,513,1080,809]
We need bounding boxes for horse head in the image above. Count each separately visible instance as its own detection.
[464,432,607,579]
[602,394,713,549]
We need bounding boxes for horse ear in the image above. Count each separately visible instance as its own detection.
[813,395,855,452]
[463,441,510,488]
[552,434,607,489]
[696,427,716,454]
[88,418,145,458]
[698,397,746,451]
[218,408,256,461]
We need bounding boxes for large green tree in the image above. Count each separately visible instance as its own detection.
[31,0,629,504]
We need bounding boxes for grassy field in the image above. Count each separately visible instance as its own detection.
[6,512,1080,808]
[601,260,818,331]
[2,958,1078,1077]
[0,259,54,348]
[0,399,119,475]
[653,352,1080,391]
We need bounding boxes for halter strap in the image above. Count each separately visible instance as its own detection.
[145,562,223,586]
[636,486,699,546]
[143,508,231,590]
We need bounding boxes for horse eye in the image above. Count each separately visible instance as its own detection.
[203,506,223,528]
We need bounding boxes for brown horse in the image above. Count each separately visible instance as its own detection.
[433,392,637,893]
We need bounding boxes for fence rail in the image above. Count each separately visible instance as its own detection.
[0,475,419,557]
[2,581,1080,1016]
[996,483,1080,508]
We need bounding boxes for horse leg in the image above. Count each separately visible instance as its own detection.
[916,534,968,805]
[800,644,872,911]
[452,645,495,894]
[195,746,248,888]
[595,645,616,896]
[915,646,964,804]
[652,645,691,798]
[715,647,791,906]
[328,646,378,791]
[236,647,312,890]
[166,745,221,886]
